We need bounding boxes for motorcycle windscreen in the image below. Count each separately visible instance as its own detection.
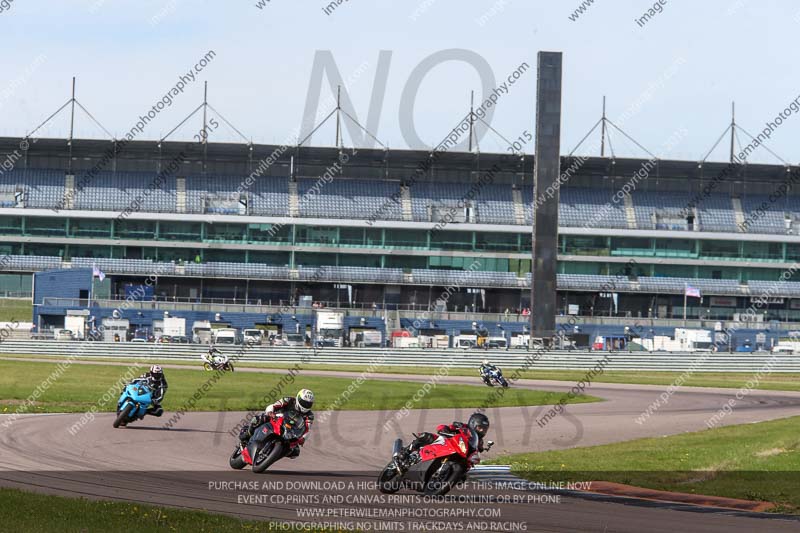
[280,410,307,440]
[468,431,480,454]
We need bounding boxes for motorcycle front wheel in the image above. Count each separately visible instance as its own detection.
[424,460,465,496]
[377,461,403,494]
[203,362,213,371]
[113,403,133,429]
[252,440,286,473]
[229,445,246,470]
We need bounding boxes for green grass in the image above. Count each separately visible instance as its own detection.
[0,488,329,532]
[495,415,800,513]
[3,352,800,392]
[0,359,597,414]
[0,298,31,322]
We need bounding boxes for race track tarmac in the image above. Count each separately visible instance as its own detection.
[1,363,799,532]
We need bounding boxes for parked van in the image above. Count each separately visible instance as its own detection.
[772,345,795,355]
[243,329,264,345]
[54,329,74,341]
[213,328,242,345]
[285,333,305,347]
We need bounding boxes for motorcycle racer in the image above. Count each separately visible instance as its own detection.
[202,345,229,367]
[479,359,501,385]
[395,412,493,470]
[239,389,315,458]
[130,364,167,417]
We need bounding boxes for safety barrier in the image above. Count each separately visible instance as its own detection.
[0,340,798,372]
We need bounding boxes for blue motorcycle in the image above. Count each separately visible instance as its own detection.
[113,381,154,428]
[481,368,509,388]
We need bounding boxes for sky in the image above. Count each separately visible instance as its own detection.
[0,0,797,164]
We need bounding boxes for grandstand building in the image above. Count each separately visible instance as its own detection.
[3,137,800,340]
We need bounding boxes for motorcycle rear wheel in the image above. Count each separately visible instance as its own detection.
[252,440,286,473]
[229,446,246,470]
[113,403,133,429]
[227,363,234,372]
[424,460,465,496]
[377,461,403,494]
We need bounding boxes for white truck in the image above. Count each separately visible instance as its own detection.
[64,316,86,340]
[772,334,800,354]
[163,317,186,337]
[315,310,344,347]
[454,334,478,349]
[192,321,213,344]
[644,328,713,352]
[101,318,129,342]
[350,329,382,347]
[674,328,713,352]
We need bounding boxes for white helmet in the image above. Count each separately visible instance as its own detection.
[149,364,163,376]
[296,389,314,413]
[482,359,490,366]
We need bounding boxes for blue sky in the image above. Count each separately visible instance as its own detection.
[0,0,797,163]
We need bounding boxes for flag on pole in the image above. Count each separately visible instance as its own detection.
[92,264,106,282]
[684,285,701,298]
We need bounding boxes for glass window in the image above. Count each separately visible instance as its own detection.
[159,221,202,241]
[115,220,156,240]
[25,217,66,237]
[205,223,245,242]
[0,216,22,235]
[248,223,290,244]
[475,232,519,252]
[69,218,111,238]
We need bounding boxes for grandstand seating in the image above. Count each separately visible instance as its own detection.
[297,178,403,220]
[11,253,800,297]
[250,177,290,217]
[0,169,65,209]
[74,171,177,212]
[632,191,691,230]
[6,167,800,236]
[71,257,176,275]
[740,195,786,234]
[408,182,516,224]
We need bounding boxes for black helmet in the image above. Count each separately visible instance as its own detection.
[468,412,490,438]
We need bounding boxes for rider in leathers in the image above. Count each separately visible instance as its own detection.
[395,412,492,469]
[238,389,315,458]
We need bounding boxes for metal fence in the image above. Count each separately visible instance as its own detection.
[0,340,798,372]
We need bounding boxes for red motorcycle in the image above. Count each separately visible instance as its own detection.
[377,429,493,496]
[229,410,308,473]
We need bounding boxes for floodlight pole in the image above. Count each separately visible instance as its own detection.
[729,101,735,163]
[69,77,76,172]
[600,96,607,157]
[469,90,475,152]
[69,77,76,142]
[335,85,342,148]
[202,81,208,174]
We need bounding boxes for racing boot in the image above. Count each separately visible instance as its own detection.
[287,447,301,459]
[146,405,164,417]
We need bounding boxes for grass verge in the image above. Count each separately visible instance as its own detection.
[495,415,800,513]
[2,352,799,392]
[0,298,31,322]
[0,359,597,414]
[0,487,327,532]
